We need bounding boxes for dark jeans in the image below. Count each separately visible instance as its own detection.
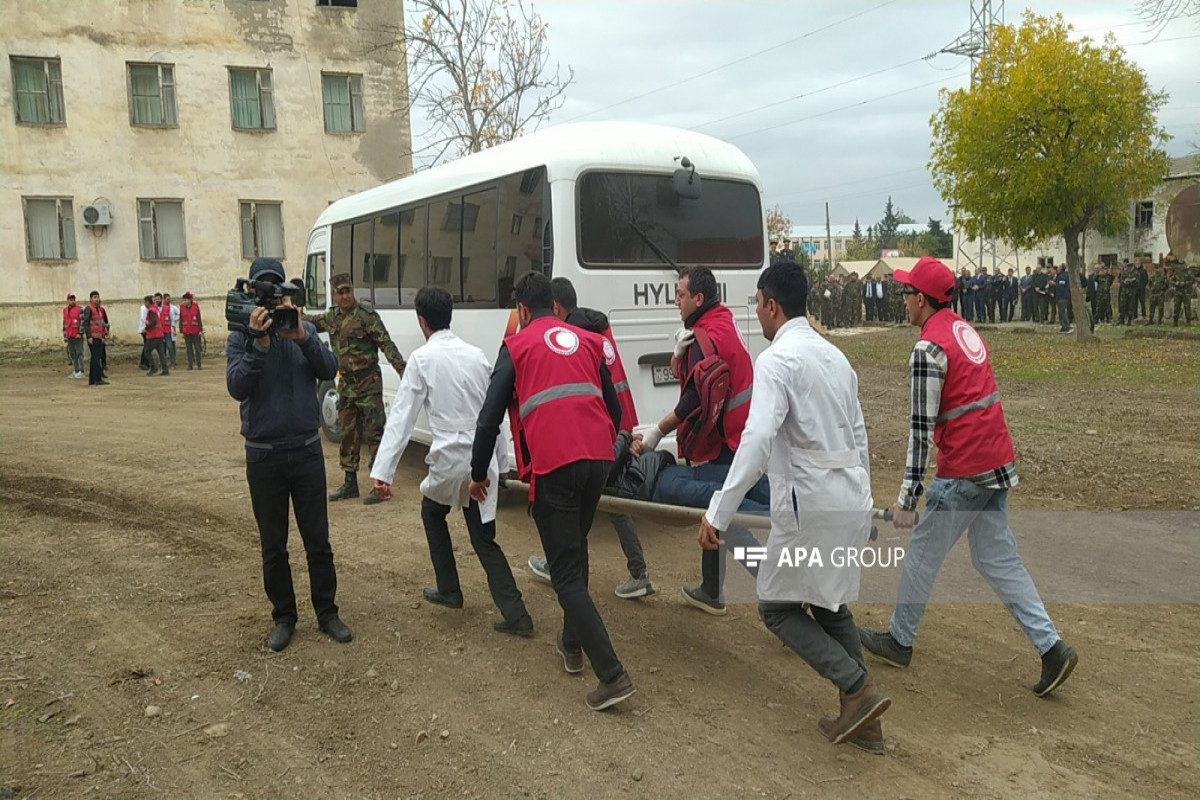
[608,514,647,578]
[185,334,203,369]
[759,602,867,693]
[143,337,168,373]
[532,460,624,683]
[421,496,528,623]
[1058,299,1072,331]
[87,339,106,384]
[245,440,338,625]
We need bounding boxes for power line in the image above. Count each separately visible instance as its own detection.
[558,0,901,123]
[768,167,930,201]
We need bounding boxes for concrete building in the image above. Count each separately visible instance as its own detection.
[781,223,925,262]
[2,0,412,343]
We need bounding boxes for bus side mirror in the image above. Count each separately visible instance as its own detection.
[673,156,701,200]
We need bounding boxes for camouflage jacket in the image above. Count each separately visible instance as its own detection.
[1170,267,1196,296]
[1148,272,1169,297]
[305,304,406,382]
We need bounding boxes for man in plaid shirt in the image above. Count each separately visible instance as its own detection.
[857,257,1077,697]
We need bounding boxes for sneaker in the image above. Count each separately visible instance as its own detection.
[527,555,552,584]
[585,672,636,711]
[94,379,110,386]
[1033,639,1077,697]
[615,574,655,599]
[555,630,584,674]
[681,584,726,616]
[267,622,295,652]
[422,587,464,609]
[857,627,913,668]
[146,370,158,377]
[362,489,383,505]
[319,616,353,643]
[493,615,534,638]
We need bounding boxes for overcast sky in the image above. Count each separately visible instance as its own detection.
[407,0,1200,232]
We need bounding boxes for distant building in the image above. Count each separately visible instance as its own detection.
[2,0,412,342]
[781,223,925,262]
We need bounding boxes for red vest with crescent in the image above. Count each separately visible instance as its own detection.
[87,305,107,339]
[179,302,202,335]
[63,305,82,338]
[689,304,753,453]
[598,325,638,432]
[506,314,616,478]
[920,309,1015,477]
[145,305,165,339]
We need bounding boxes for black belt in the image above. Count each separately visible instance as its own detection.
[245,433,322,451]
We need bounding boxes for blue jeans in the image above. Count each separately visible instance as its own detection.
[888,478,1059,655]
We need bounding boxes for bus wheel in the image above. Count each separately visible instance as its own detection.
[318,380,342,443]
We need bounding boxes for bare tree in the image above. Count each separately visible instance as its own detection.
[1136,0,1200,32]
[369,0,572,165]
[766,205,793,244]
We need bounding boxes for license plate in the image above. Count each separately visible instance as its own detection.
[652,365,678,386]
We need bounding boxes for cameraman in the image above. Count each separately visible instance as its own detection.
[226,257,352,652]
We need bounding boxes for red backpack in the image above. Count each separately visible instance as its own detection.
[676,327,732,464]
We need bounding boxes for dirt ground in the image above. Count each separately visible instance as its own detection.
[2,325,1198,800]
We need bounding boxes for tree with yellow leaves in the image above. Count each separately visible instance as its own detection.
[375,0,572,164]
[929,12,1170,340]
[766,205,792,247]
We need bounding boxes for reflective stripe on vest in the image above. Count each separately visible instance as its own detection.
[519,382,602,418]
[613,380,629,394]
[936,390,1001,423]
[728,386,753,411]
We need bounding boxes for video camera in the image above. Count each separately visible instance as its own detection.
[225,278,303,335]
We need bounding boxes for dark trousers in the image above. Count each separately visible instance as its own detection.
[608,514,647,578]
[985,295,998,322]
[532,460,624,683]
[185,333,203,369]
[1058,299,1072,331]
[87,339,106,384]
[421,496,528,623]
[139,333,150,369]
[1020,293,1030,321]
[143,337,168,373]
[245,440,338,625]
[759,603,867,693]
[973,293,986,322]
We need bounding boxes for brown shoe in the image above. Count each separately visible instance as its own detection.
[585,671,635,711]
[819,715,885,754]
[822,676,890,745]
[555,630,584,674]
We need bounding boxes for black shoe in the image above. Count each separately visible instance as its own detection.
[493,615,534,638]
[319,616,353,643]
[93,379,110,386]
[1033,640,1077,697]
[362,489,383,506]
[146,370,158,377]
[422,588,464,609]
[267,622,295,652]
[681,584,726,616]
[329,472,359,501]
[858,627,913,668]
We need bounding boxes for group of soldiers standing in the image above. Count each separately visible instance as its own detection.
[810,272,906,329]
[1100,257,1196,326]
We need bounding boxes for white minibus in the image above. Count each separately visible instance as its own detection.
[302,121,769,451]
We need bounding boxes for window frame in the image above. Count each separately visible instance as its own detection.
[228,66,276,131]
[240,200,286,260]
[321,72,365,134]
[137,198,188,261]
[1135,200,1154,229]
[22,196,77,261]
[127,62,178,128]
[11,56,65,125]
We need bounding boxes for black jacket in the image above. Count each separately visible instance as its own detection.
[606,431,675,501]
[226,322,338,448]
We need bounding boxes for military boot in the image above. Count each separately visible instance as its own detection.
[329,471,359,501]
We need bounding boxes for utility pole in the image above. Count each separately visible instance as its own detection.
[825,202,833,273]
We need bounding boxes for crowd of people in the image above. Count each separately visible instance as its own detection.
[61,289,206,385]
[223,254,1077,752]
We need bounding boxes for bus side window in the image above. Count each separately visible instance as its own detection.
[497,166,548,300]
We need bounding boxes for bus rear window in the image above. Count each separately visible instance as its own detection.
[578,172,763,269]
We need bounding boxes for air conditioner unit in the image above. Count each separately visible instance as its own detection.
[81,204,112,226]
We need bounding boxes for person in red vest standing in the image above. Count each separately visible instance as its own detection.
[524,277,655,600]
[78,290,109,386]
[469,271,635,711]
[858,256,1078,697]
[141,295,170,376]
[179,291,204,370]
[639,266,763,616]
[62,293,85,378]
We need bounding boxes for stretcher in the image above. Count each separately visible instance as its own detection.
[502,479,908,539]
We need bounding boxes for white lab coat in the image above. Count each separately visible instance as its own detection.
[705,316,872,610]
[370,329,507,522]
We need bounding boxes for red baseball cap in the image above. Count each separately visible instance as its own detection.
[182,291,194,298]
[893,257,955,302]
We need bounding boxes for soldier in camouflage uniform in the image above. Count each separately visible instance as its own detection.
[1169,262,1195,326]
[306,272,408,504]
[1147,266,1169,325]
[842,273,861,326]
[1095,265,1114,323]
[1116,261,1138,325]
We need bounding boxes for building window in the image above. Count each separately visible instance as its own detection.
[128,63,177,126]
[317,0,358,6]
[240,201,284,259]
[441,201,480,232]
[1135,201,1153,229]
[429,256,452,284]
[23,197,76,260]
[229,67,275,130]
[322,73,364,133]
[137,199,187,260]
[11,57,65,124]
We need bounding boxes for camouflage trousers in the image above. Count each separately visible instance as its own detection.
[338,369,386,472]
[1173,294,1194,326]
[1148,294,1165,324]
